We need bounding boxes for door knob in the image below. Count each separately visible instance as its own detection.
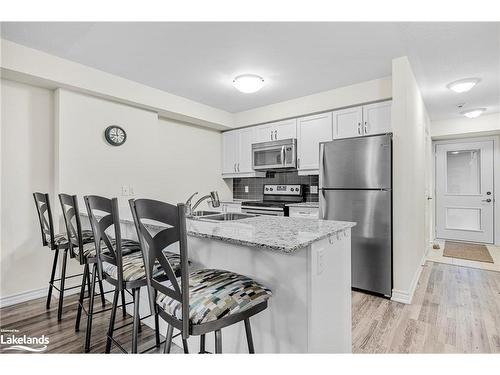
[482,198,492,203]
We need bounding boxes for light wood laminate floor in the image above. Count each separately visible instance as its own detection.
[1,261,499,353]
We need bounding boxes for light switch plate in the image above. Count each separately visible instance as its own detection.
[129,186,135,195]
[310,185,318,194]
[244,186,249,193]
[121,186,130,196]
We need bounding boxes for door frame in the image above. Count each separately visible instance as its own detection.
[433,135,499,245]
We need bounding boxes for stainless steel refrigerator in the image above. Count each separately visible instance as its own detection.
[319,134,392,297]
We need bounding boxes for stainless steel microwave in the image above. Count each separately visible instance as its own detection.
[252,138,297,170]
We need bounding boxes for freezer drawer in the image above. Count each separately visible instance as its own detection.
[319,134,392,189]
[320,189,392,296]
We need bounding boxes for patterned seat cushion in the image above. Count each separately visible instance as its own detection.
[73,236,138,259]
[50,233,69,246]
[103,249,181,281]
[156,269,272,325]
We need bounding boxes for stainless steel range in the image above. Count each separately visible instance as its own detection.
[241,184,304,216]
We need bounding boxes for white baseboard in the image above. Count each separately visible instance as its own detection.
[0,287,48,308]
[0,282,81,308]
[391,252,427,305]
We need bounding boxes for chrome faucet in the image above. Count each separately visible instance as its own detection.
[185,191,220,216]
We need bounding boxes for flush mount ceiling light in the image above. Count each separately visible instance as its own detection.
[461,108,486,119]
[447,78,480,93]
[233,74,265,93]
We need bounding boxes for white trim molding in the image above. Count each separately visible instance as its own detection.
[391,252,426,305]
[0,287,48,308]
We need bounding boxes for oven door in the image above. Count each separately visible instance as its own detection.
[241,206,285,216]
[252,139,296,170]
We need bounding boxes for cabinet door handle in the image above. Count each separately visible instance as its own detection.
[271,130,273,140]
[274,130,278,140]
[234,163,236,172]
[237,163,240,172]
[364,121,368,134]
[357,123,361,135]
[297,158,300,169]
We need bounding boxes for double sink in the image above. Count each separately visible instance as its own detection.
[190,210,255,222]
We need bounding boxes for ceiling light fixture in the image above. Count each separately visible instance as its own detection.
[233,74,265,93]
[461,108,486,119]
[447,78,480,93]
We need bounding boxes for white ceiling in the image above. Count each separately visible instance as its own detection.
[1,22,499,120]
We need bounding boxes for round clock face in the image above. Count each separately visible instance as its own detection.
[104,126,127,146]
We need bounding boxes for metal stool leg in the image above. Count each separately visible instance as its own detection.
[46,248,59,309]
[182,339,189,354]
[199,334,206,354]
[84,263,97,353]
[131,288,141,353]
[164,324,173,354]
[121,290,127,318]
[214,330,222,354]
[75,263,89,332]
[98,277,106,307]
[57,249,68,321]
[154,306,161,347]
[105,287,120,353]
[244,318,255,354]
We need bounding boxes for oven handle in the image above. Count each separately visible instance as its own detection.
[243,209,284,216]
[242,205,283,211]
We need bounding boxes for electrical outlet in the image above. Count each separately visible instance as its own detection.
[244,186,249,193]
[310,185,318,194]
[121,186,130,196]
[317,249,324,275]
[129,186,135,195]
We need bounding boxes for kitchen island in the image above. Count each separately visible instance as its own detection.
[82,213,355,353]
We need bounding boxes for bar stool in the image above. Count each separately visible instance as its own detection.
[85,195,182,353]
[59,193,117,352]
[33,192,87,321]
[129,199,272,354]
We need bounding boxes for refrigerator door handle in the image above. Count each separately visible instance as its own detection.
[319,143,325,189]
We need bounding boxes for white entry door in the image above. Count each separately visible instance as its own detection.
[435,139,494,243]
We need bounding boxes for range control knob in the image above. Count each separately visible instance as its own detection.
[265,187,269,191]
[270,188,273,191]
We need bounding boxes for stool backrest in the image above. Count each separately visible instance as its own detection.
[84,195,126,287]
[129,199,190,339]
[59,193,85,263]
[33,192,56,249]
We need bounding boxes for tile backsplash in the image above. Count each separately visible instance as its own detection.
[233,171,319,202]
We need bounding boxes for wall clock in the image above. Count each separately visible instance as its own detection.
[104,125,127,146]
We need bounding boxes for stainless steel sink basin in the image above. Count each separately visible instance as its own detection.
[198,212,255,221]
[191,210,220,217]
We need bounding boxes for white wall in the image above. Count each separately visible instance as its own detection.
[391,57,430,304]
[0,83,232,302]
[234,77,392,127]
[1,79,55,299]
[431,112,500,139]
[56,89,232,213]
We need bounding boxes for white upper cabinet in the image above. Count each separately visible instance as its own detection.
[332,106,363,139]
[362,101,392,136]
[222,128,264,178]
[297,112,333,174]
[333,100,392,139]
[237,127,255,173]
[222,131,239,174]
[255,119,297,143]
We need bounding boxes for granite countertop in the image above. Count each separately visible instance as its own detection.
[286,202,320,208]
[187,216,354,253]
[81,212,354,254]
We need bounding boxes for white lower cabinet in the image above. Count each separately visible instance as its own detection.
[297,112,333,175]
[288,206,319,219]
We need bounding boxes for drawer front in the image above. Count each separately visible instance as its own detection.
[288,206,319,219]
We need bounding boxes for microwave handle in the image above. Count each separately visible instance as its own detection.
[281,145,285,165]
